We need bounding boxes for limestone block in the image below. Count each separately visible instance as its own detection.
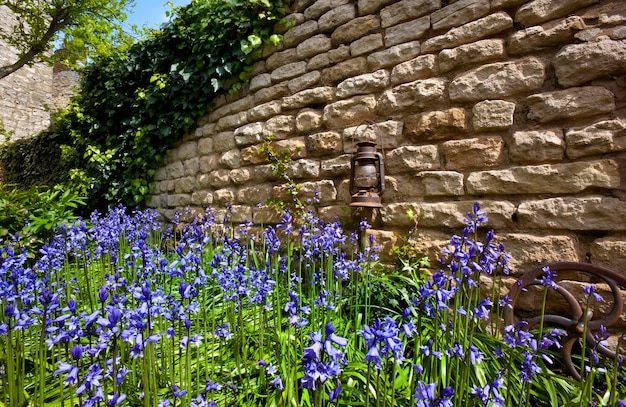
[405,200,516,229]
[195,123,216,139]
[291,0,315,13]
[467,159,620,195]
[198,138,214,156]
[286,159,320,179]
[288,71,321,94]
[214,205,252,224]
[284,20,319,48]
[240,143,265,166]
[337,69,390,98]
[229,168,252,185]
[266,49,299,72]
[171,142,197,161]
[214,189,235,206]
[282,87,336,110]
[265,115,295,139]
[491,0,528,9]
[509,16,585,55]
[270,61,307,82]
[175,177,196,194]
[154,167,168,181]
[518,197,626,231]
[384,16,430,47]
[383,175,425,201]
[213,132,235,153]
[321,154,351,177]
[215,111,248,132]
[591,237,626,275]
[386,145,440,174]
[365,229,399,262]
[390,54,437,85]
[274,13,305,34]
[380,0,441,28]
[208,170,231,188]
[515,0,597,27]
[368,41,421,70]
[332,15,380,46]
[421,12,513,53]
[449,58,545,102]
[377,77,447,114]
[405,108,467,141]
[438,39,505,73]
[247,101,282,122]
[431,0,491,31]
[167,194,191,208]
[234,122,264,147]
[304,0,352,20]
[565,119,626,159]
[343,120,403,153]
[442,136,503,170]
[167,162,184,179]
[219,149,241,169]
[417,171,465,196]
[498,234,580,275]
[358,0,396,15]
[306,131,343,156]
[553,40,626,87]
[296,109,324,133]
[309,45,351,70]
[183,158,199,176]
[299,180,338,204]
[199,155,219,173]
[323,94,377,128]
[472,100,515,132]
[526,87,615,123]
[253,206,283,225]
[320,57,368,84]
[510,129,565,163]
[318,3,356,32]
[255,84,289,104]
[237,184,272,205]
[297,34,333,59]
[273,137,307,160]
[350,33,384,57]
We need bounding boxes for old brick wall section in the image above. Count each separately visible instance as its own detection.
[148,0,626,277]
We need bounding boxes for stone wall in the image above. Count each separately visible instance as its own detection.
[147,0,626,278]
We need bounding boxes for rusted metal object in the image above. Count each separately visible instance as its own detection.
[503,262,626,380]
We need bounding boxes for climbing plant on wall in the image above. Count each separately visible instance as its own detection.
[58,0,285,209]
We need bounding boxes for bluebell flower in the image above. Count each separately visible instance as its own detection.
[583,284,604,302]
[539,266,557,289]
[413,381,454,407]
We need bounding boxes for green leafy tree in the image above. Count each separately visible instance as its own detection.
[0,0,136,79]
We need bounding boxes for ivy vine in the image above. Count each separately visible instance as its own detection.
[58,0,286,209]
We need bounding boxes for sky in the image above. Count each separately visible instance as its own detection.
[124,0,191,30]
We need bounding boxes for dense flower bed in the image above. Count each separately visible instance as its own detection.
[0,204,624,406]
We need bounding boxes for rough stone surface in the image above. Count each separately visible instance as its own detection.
[282,87,336,110]
[266,49,299,72]
[526,87,615,123]
[283,20,319,48]
[296,109,324,133]
[498,234,580,274]
[350,33,384,56]
[431,0,491,31]
[390,55,437,85]
[515,0,598,27]
[368,41,421,70]
[442,136,503,170]
[299,180,338,204]
[509,16,585,55]
[380,0,440,28]
[410,200,516,229]
[510,130,565,163]
[323,94,377,128]
[249,73,272,92]
[553,40,626,87]
[306,131,343,156]
[377,78,447,114]
[358,0,396,15]
[343,120,403,152]
[320,57,368,84]
[383,16,430,47]
[417,171,465,196]
[247,101,282,122]
[405,108,467,141]
[565,119,626,159]
[386,145,440,173]
[591,238,626,275]
[271,61,307,82]
[297,34,333,59]
[319,3,356,32]
[449,58,545,102]
[234,122,264,147]
[332,15,380,45]
[466,160,620,195]
[438,39,505,73]
[472,100,515,131]
[336,69,390,98]
[518,197,626,231]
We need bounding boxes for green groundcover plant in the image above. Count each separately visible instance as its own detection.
[0,203,624,406]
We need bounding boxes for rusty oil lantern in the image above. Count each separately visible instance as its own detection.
[349,122,385,208]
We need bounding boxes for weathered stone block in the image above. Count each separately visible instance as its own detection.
[526,87,615,123]
[297,34,333,59]
[167,162,184,179]
[377,78,447,114]
[406,200,516,229]
[234,122,264,147]
[266,49,299,72]
[449,58,545,102]
[299,180,338,204]
[215,111,248,132]
[350,33,384,56]
[386,145,440,173]
[171,142,197,161]
[282,87,336,110]
[304,0,352,20]
[167,194,191,208]
[199,155,219,174]
[591,238,626,275]
[306,131,343,156]
[197,138,213,156]
[431,0,491,31]
[230,168,251,185]
[296,109,324,133]
[320,57,368,84]
[467,160,620,195]
[417,171,465,196]
[270,61,307,82]
[510,129,565,163]
[515,0,597,27]
[553,39,626,87]
[288,71,321,94]
[565,119,626,159]
[214,189,235,206]
[390,54,437,85]
[308,45,351,70]
[438,39,505,73]
[219,149,241,169]
[421,12,513,53]
[321,154,351,177]
[380,0,441,28]
[442,136,503,170]
[332,15,380,46]
[336,69,390,98]
[265,115,296,139]
[358,0,396,15]
[237,184,272,205]
[368,41,421,70]
[283,20,319,48]
[498,234,580,275]
[175,176,196,194]
[343,120,403,153]
[319,3,356,32]
[518,197,626,231]
[286,159,320,179]
[405,108,467,141]
[194,123,215,139]
[254,84,289,104]
[508,16,585,55]
[183,158,199,176]
[472,100,515,131]
[208,170,231,188]
[247,101,282,122]
[383,16,430,47]
[323,94,377,128]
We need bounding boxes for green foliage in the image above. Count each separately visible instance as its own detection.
[0,184,85,248]
[393,207,430,270]
[58,0,286,210]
